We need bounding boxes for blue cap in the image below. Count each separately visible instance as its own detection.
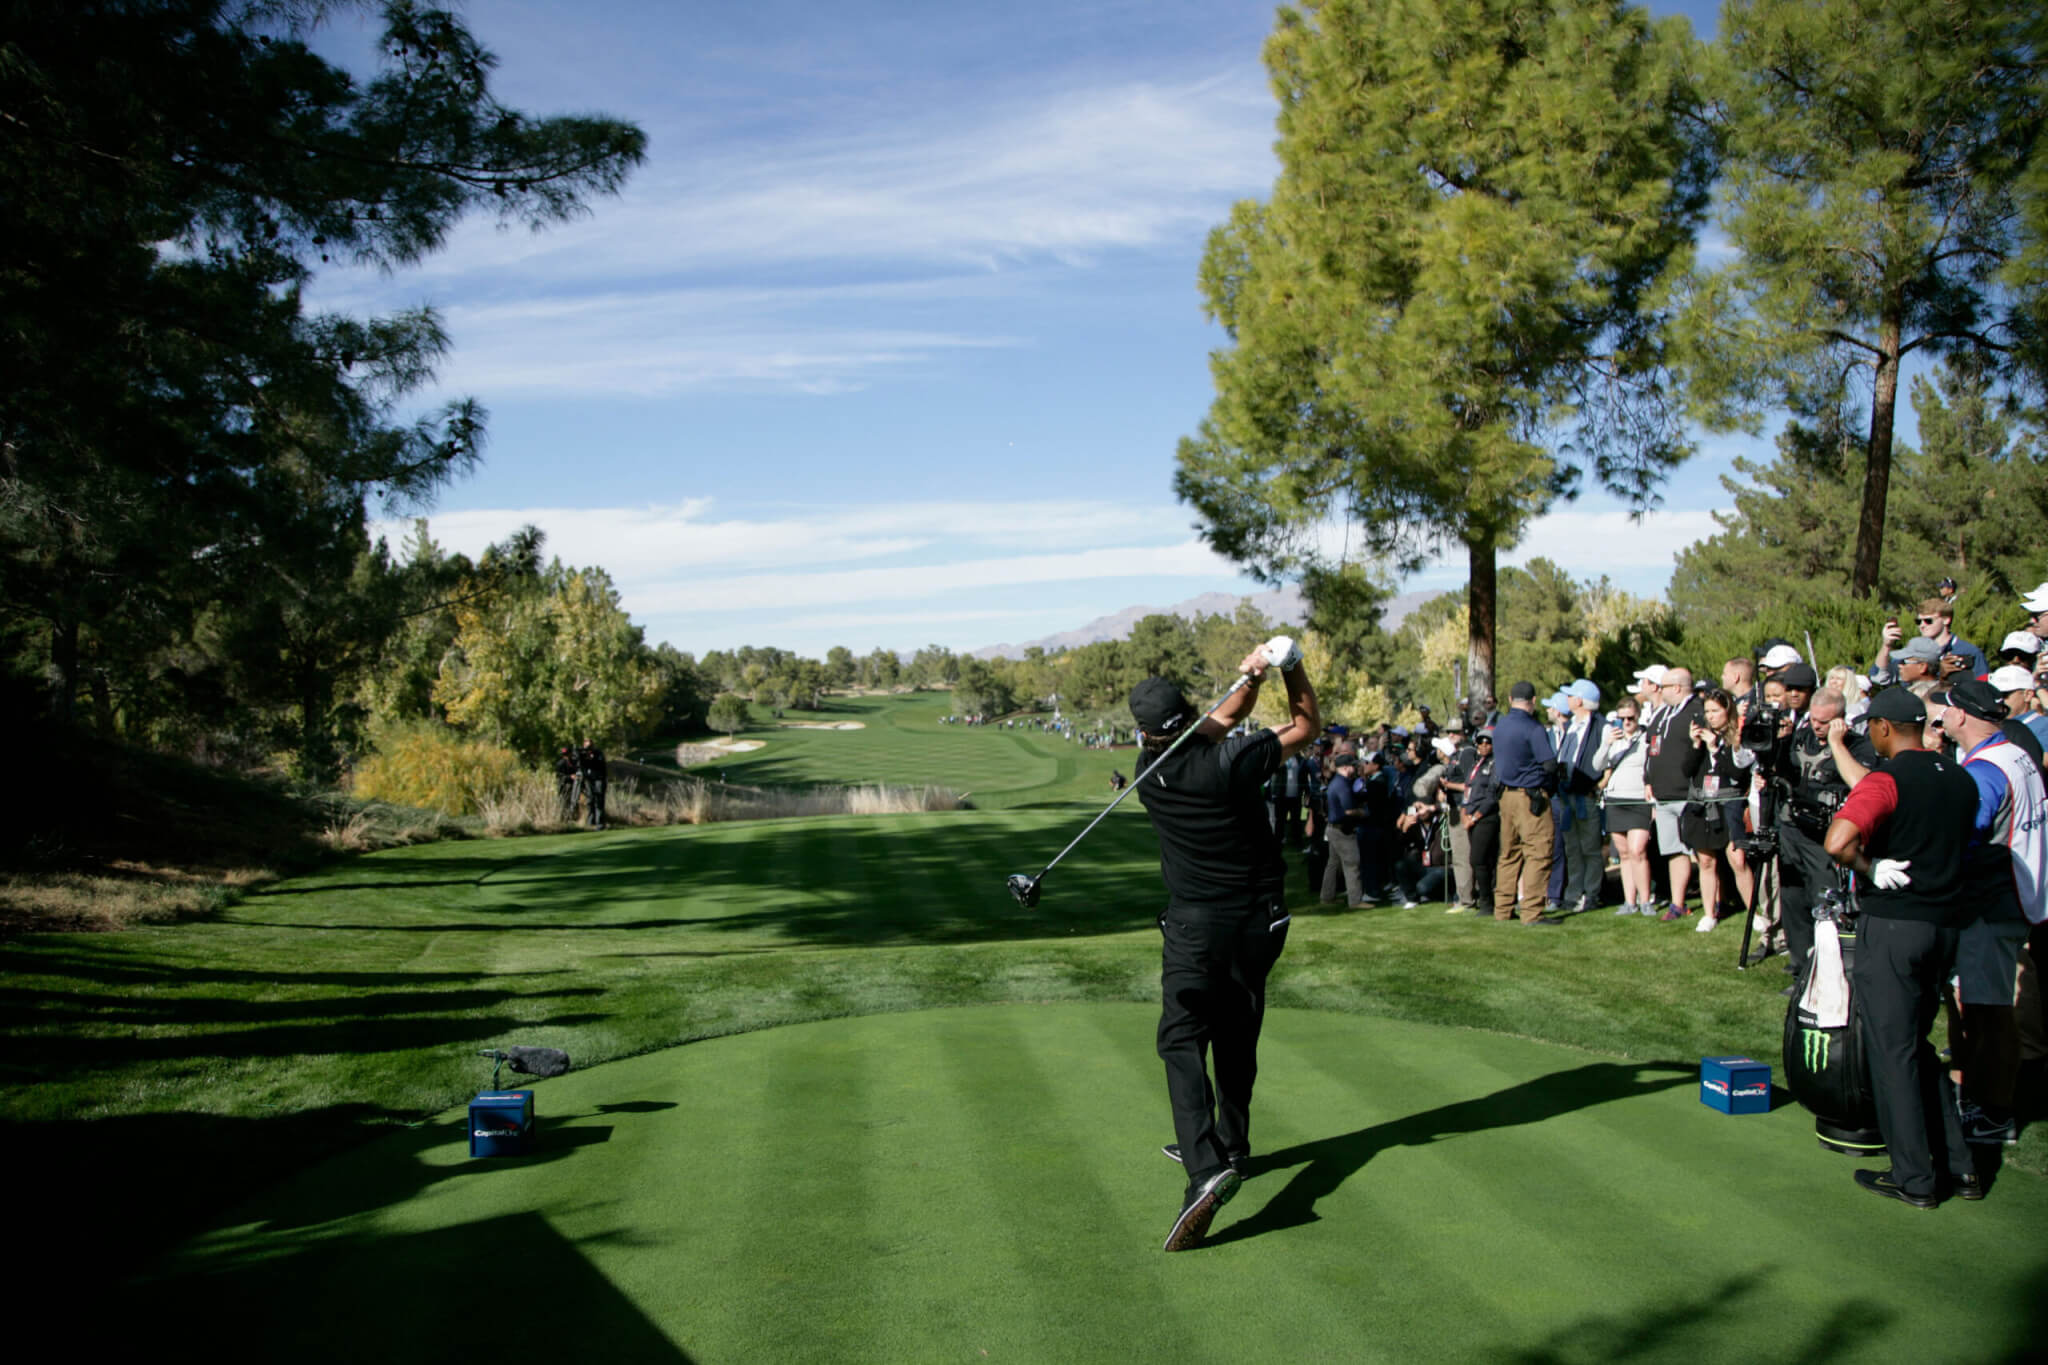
[1568,679,1601,705]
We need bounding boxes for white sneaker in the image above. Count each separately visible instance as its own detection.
[1695,914,1719,934]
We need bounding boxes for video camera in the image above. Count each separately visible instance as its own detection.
[1740,702,1785,754]
[1786,784,1845,837]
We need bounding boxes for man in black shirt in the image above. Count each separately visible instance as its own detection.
[577,737,607,829]
[1824,686,1982,1207]
[1132,642,1319,1251]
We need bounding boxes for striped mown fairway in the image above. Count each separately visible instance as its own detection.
[136,1004,2047,1363]
[662,691,1139,808]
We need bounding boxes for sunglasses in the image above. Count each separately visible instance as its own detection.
[1916,616,1940,624]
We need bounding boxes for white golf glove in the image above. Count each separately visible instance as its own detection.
[1871,858,1913,891]
[1262,635,1302,671]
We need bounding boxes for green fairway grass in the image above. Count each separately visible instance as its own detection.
[133,1005,2048,1363]
[658,691,1138,808]
[7,703,2045,1354]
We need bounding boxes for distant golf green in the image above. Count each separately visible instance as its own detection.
[6,692,2043,1357]
[661,691,1137,807]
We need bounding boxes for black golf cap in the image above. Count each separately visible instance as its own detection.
[1129,677,1195,734]
[1867,686,1931,726]
[1509,681,1536,701]
[1935,678,2009,723]
[1778,662,1819,691]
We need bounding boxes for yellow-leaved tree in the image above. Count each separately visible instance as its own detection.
[434,562,662,760]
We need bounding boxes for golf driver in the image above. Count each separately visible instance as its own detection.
[1006,637,1297,908]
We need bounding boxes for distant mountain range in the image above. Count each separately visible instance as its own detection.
[971,586,1440,659]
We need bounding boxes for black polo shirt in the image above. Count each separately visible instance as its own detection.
[1135,728,1286,912]
[1834,748,1980,924]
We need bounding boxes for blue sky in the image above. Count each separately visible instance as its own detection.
[323,0,1765,659]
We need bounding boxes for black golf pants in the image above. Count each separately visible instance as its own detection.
[1157,900,1289,1187]
[1853,915,1974,1198]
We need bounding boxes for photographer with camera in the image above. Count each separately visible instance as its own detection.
[1771,681,1876,982]
[1685,690,1757,934]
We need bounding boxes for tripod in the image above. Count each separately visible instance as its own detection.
[1734,768,1783,972]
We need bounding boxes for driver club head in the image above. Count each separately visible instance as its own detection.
[1006,873,1042,908]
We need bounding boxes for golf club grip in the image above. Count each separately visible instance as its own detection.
[1035,672,1252,881]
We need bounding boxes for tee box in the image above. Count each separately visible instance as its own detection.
[469,1089,535,1157]
[1700,1056,1771,1115]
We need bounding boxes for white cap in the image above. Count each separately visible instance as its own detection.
[2000,630,2042,656]
[1988,665,2036,695]
[2021,581,2048,613]
[1432,736,1458,757]
[1631,664,1667,687]
[1759,644,1803,669]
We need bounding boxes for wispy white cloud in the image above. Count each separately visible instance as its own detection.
[372,498,1203,583]
[431,284,1022,397]
[307,72,1276,398]
[631,540,1236,616]
[363,73,1276,290]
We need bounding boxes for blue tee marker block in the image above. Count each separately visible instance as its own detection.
[1700,1056,1771,1115]
[469,1090,535,1157]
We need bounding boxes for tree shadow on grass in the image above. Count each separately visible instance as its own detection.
[125,1210,693,1362]
[1497,1269,1895,1364]
[23,1096,683,1338]
[1206,1061,1696,1246]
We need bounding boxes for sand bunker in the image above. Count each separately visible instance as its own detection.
[709,738,767,751]
[777,721,866,730]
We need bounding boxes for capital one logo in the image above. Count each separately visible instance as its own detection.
[1803,1027,1832,1072]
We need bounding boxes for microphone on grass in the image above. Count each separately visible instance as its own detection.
[479,1046,571,1089]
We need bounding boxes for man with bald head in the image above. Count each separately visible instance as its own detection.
[1643,666,1704,919]
[1777,688,1878,979]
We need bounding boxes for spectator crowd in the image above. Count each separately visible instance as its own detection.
[1265,583,2048,1203]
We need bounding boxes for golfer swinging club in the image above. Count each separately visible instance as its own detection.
[1131,636,1319,1250]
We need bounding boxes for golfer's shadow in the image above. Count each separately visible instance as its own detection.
[1205,1060,1694,1247]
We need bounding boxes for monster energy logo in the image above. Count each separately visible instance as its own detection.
[1802,1028,1832,1072]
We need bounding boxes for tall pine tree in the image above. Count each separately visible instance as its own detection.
[1173,0,1711,703]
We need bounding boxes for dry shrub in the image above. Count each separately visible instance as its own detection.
[0,871,231,933]
[351,721,523,816]
[610,778,964,825]
[476,771,582,836]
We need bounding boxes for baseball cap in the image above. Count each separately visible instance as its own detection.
[1509,681,1536,701]
[1759,644,1803,670]
[2000,630,2042,656]
[1476,727,1495,740]
[1753,637,1794,659]
[1432,736,1457,757]
[1987,664,2035,695]
[1631,664,1667,687]
[1128,677,1194,734]
[2022,581,2048,613]
[1866,686,1931,725]
[1568,679,1601,705]
[1542,690,1571,711]
[1894,636,1943,665]
[1777,662,1819,691]
[1934,678,2009,723]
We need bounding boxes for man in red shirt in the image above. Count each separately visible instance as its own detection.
[1823,686,1984,1207]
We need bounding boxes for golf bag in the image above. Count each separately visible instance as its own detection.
[1780,903,1884,1158]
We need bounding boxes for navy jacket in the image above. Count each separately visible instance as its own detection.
[1491,708,1556,790]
